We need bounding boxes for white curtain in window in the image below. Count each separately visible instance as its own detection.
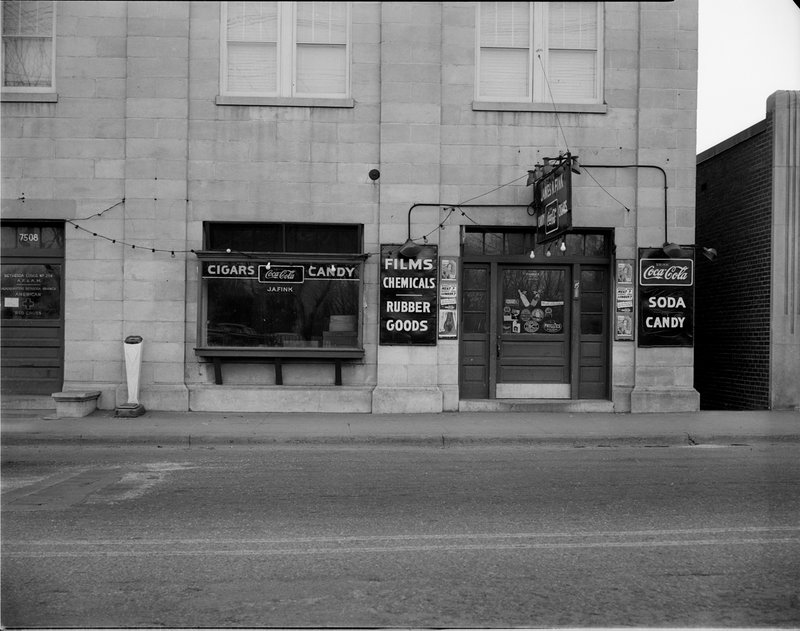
[478,2,530,100]
[295,2,347,96]
[2,0,53,87]
[548,49,596,101]
[226,2,278,94]
[548,2,597,49]
[228,42,277,92]
[479,48,529,99]
[480,2,529,47]
[296,44,346,95]
[548,2,597,101]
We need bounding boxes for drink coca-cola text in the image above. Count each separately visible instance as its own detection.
[639,259,693,286]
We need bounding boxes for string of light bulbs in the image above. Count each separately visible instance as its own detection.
[62,170,532,260]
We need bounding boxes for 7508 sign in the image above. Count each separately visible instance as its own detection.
[18,232,39,243]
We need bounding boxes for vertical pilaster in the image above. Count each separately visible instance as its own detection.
[768,90,800,410]
[631,0,700,412]
[122,1,189,409]
[373,2,444,412]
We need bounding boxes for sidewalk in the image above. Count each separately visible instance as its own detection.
[1,407,799,447]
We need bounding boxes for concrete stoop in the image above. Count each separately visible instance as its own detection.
[459,399,615,413]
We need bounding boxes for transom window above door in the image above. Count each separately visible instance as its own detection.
[220,1,350,100]
[476,1,603,106]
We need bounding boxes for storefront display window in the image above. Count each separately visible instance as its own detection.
[198,222,363,349]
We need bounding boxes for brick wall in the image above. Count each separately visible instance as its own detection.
[695,117,773,409]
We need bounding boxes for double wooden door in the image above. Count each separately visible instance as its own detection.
[460,262,608,400]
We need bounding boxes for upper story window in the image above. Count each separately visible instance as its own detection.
[1,0,55,93]
[221,1,350,99]
[476,2,603,105]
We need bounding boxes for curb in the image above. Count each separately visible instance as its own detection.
[3,433,799,448]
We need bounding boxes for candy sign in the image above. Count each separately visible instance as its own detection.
[638,248,694,347]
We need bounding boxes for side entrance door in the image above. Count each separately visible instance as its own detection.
[1,222,65,395]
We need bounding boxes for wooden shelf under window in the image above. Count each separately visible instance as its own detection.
[194,347,364,386]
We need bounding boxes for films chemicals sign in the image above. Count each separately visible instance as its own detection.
[535,161,572,244]
[638,248,694,347]
[380,244,437,345]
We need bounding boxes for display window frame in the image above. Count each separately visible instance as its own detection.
[195,222,366,354]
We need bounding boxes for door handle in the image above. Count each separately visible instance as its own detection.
[573,281,580,300]
[497,341,501,358]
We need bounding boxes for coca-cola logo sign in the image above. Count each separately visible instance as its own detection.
[258,265,304,283]
[639,259,693,286]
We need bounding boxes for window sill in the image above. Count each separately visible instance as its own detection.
[195,347,364,358]
[216,95,354,108]
[1,91,58,103]
[472,101,607,114]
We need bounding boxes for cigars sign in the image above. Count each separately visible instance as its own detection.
[638,248,694,347]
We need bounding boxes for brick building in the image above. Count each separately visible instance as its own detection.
[2,1,700,414]
[695,91,800,411]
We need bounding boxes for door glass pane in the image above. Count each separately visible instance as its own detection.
[501,269,565,335]
[582,293,603,312]
[463,266,488,289]
[581,269,604,291]
[483,233,504,256]
[463,313,487,334]
[40,226,64,249]
[2,226,18,249]
[1,263,61,319]
[462,290,487,312]
[566,233,584,255]
[504,232,525,255]
[463,232,484,255]
[585,233,605,256]
[581,313,602,335]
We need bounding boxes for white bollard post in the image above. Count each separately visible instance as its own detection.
[115,335,146,417]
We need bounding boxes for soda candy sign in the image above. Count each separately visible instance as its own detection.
[638,248,695,347]
[640,258,693,286]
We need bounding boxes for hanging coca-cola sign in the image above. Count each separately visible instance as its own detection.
[638,248,695,347]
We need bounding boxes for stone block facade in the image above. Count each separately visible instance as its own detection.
[2,1,701,413]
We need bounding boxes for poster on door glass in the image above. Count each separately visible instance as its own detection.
[502,269,565,335]
[1,264,61,320]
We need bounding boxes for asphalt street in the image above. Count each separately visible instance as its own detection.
[2,441,799,628]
